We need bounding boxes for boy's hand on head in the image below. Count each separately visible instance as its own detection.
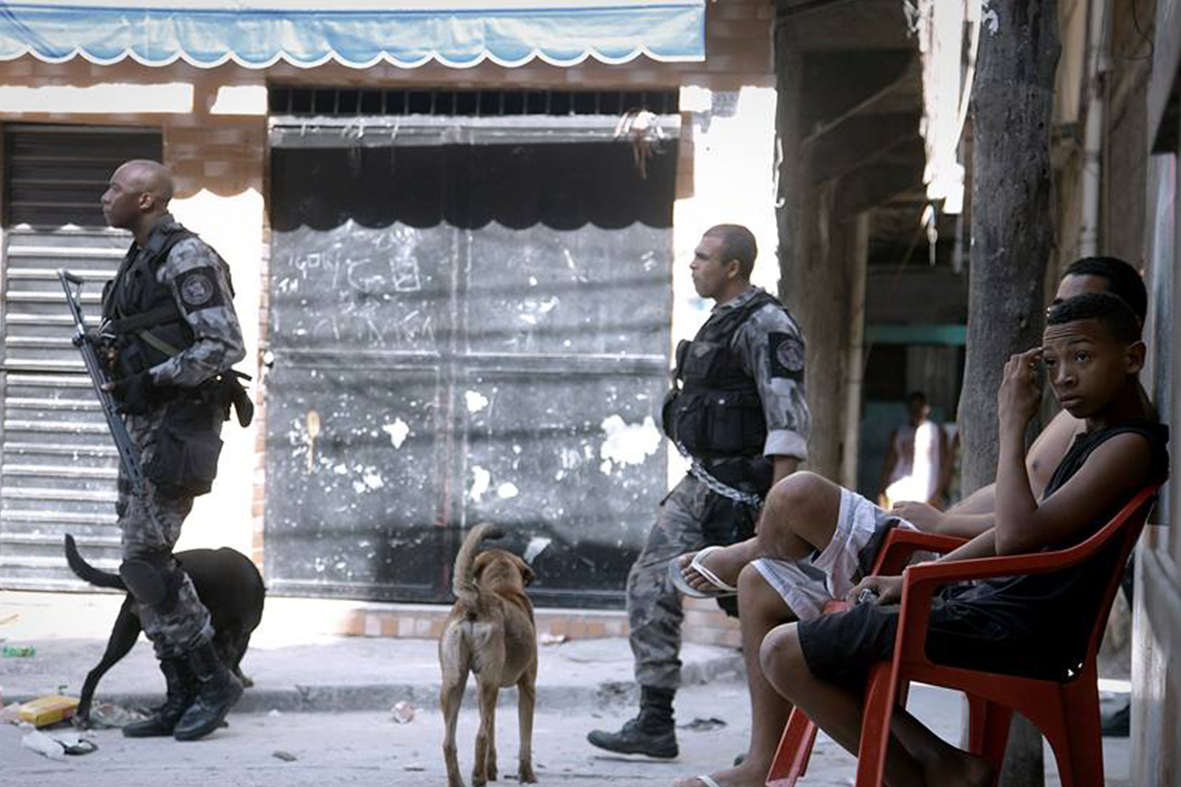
[846,575,903,607]
[998,347,1043,431]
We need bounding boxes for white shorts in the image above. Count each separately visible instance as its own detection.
[751,487,917,620]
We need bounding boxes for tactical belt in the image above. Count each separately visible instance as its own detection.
[672,439,764,507]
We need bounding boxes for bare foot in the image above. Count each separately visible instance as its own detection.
[677,542,751,594]
[921,745,995,787]
[671,760,769,787]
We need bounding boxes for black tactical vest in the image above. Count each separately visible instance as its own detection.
[662,290,784,460]
[101,222,225,379]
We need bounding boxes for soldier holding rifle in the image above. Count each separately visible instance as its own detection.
[63,160,249,741]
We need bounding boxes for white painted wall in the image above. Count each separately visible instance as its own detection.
[170,188,265,558]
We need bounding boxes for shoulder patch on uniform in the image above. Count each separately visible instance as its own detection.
[175,267,225,314]
[769,331,805,378]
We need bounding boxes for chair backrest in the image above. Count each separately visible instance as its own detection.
[1072,484,1159,671]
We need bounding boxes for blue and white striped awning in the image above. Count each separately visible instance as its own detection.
[0,0,705,69]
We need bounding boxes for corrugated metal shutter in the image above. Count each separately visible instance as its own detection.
[0,125,161,589]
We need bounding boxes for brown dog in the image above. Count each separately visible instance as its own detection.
[439,523,538,787]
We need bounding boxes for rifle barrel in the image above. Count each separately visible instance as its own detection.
[57,270,158,516]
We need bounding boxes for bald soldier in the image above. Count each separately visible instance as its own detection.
[98,160,246,741]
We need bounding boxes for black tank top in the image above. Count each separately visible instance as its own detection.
[946,420,1169,673]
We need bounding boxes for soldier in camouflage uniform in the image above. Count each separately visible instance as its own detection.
[98,159,247,741]
[588,224,810,758]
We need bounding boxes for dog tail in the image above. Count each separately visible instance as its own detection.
[451,522,505,605]
[64,534,127,590]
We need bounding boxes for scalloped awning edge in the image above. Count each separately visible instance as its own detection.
[0,2,706,70]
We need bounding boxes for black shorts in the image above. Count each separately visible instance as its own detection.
[795,595,1068,688]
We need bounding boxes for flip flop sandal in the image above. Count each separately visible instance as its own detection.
[667,545,738,599]
[693,775,724,787]
[63,739,98,755]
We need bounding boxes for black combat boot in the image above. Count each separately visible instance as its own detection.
[586,686,678,758]
[172,641,243,741]
[123,657,195,738]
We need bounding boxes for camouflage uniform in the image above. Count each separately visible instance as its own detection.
[629,286,810,690]
[110,214,245,659]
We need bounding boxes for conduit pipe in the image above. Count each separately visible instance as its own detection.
[1080,0,1110,259]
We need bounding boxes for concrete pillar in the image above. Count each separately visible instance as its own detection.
[794,192,862,482]
[772,39,825,470]
[841,214,869,490]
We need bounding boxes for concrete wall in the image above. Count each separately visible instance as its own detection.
[1048,0,1159,674]
[1125,0,1181,782]
[1055,0,1088,125]
[1051,0,1152,275]
[1047,8,1181,783]
[1136,149,1179,787]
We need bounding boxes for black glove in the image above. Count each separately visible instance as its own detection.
[109,371,154,415]
[230,381,254,427]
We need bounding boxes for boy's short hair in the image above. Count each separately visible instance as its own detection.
[1062,256,1147,323]
[705,224,757,278]
[1046,292,1142,344]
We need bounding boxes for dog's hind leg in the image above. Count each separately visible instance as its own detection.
[77,599,143,726]
[516,666,537,783]
[473,679,499,786]
[441,658,469,787]
[234,633,255,688]
[218,628,254,688]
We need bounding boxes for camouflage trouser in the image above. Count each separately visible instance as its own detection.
[118,409,213,660]
[627,474,757,690]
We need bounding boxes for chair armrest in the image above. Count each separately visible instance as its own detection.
[873,529,967,575]
[889,484,1159,665]
[821,531,967,619]
[890,548,1112,666]
[905,550,1074,590]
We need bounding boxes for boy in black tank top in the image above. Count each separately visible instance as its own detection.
[743,292,1167,787]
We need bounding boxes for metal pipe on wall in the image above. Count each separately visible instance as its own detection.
[1079,0,1110,259]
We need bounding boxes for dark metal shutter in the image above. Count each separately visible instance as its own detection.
[266,118,677,608]
[0,125,161,589]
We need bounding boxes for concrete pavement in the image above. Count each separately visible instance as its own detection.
[0,590,1134,786]
[0,590,742,713]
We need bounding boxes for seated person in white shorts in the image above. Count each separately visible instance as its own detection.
[668,474,928,787]
[750,486,926,622]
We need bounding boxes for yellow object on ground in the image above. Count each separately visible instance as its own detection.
[18,695,79,727]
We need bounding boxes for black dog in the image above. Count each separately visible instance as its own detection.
[64,534,265,727]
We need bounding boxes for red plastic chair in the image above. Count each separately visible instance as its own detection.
[766,527,967,786]
[767,483,1159,787]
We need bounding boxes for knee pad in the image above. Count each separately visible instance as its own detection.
[120,554,184,613]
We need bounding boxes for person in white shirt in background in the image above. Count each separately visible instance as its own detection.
[877,391,949,509]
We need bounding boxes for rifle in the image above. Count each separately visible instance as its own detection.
[58,269,163,528]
